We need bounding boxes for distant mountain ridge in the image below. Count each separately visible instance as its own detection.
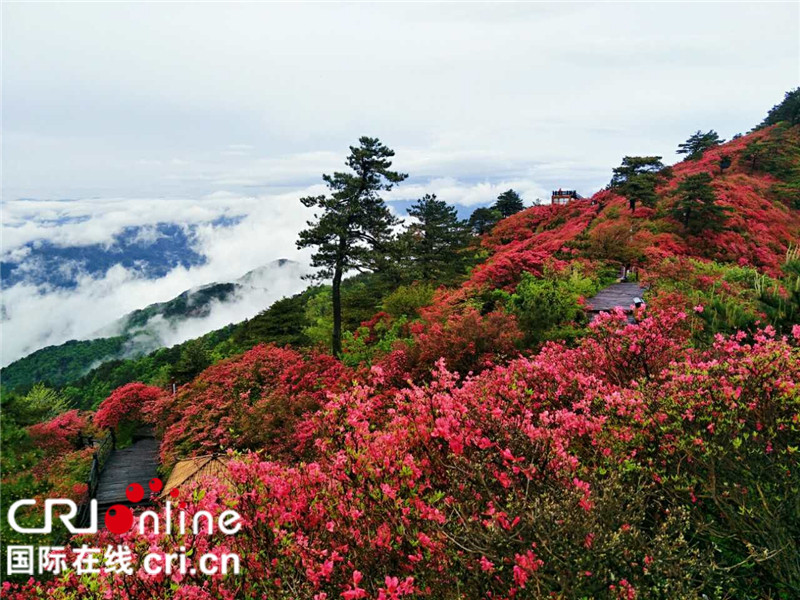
[0,259,304,390]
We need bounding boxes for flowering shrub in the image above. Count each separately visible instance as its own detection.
[9,308,798,599]
[27,410,89,456]
[18,411,98,503]
[342,312,412,368]
[93,383,164,431]
[147,344,352,464]
[400,306,522,378]
[644,256,798,339]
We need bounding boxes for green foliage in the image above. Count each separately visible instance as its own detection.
[0,392,45,505]
[671,173,730,235]
[758,87,800,128]
[625,172,659,209]
[20,383,68,420]
[342,316,410,368]
[743,124,800,211]
[232,290,313,350]
[167,339,212,385]
[466,190,526,235]
[775,245,800,328]
[397,194,474,284]
[297,136,407,356]
[1,336,127,392]
[609,155,667,210]
[468,206,502,235]
[493,188,525,217]
[649,258,800,342]
[505,267,601,346]
[381,282,436,319]
[303,288,334,348]
[677,129,724,159]
[0,391,94,567]
[610,155,666,187]
[340,273,397,330]
[771,181,800,210]
[301,277,393,349]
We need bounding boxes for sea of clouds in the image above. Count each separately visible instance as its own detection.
[1,173,553,366]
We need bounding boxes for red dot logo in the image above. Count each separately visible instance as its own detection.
[105,504,134,534]
[149,478,163,494]
[125,483,144,503]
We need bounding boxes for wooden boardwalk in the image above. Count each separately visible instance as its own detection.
[95,428,159,527]
[587,282,646,315]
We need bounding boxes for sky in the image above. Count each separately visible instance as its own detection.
[1,1,799,364]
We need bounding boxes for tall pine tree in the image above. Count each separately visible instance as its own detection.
[610,156,665,211]
[671,173,729,235]
[494,189,524,217]
[468,207,502,235]
[297,137,406,356]
[677,130,724,160]
[400,194,473,283]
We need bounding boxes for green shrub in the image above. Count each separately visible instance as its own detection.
[506,267,600,346]
[381,282,436,318]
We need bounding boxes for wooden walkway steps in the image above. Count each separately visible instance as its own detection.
[94,427,159,528]
[586,282,647,318]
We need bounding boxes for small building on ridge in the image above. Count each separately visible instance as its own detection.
[551,189,582,205]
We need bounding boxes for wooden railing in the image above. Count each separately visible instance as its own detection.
[76,429,116,528]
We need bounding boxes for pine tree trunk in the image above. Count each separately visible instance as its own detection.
[331,237,346,358]
[331,267,342,357]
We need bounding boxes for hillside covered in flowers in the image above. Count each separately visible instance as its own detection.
[3,92,800,599]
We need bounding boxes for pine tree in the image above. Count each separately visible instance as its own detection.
[609,156,665,211]
[742,140,767,173]
[493,189,524,217]
[671,173,729,235]
[677,130,724,160]
[468,206,502,235]
[400,194,473,283]
[297,137,406,357]
[623,173,659,211]
[759,88,800,128]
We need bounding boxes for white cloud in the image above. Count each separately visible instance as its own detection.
[3,3,796,199]
[0,190,317,364]
[388,178,549,207]
[1,172,559,364]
